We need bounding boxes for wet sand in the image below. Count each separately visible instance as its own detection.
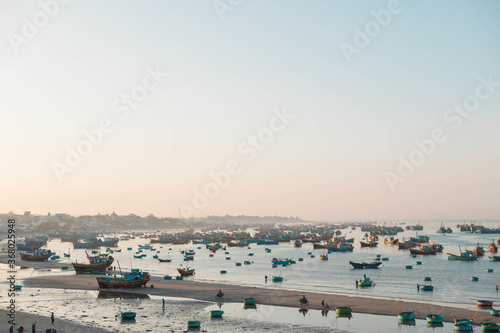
[0,308,112,332]
[23,274,493,324]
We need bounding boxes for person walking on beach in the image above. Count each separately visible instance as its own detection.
[265,275,268,282]
[321,300,325,308]
[417,284,420,291]
[162,298,165,308]
[17,326,24,333]
[31,323,35,333]
[9,325,13,333]
[355,279,358,288]
[51,312,55,325]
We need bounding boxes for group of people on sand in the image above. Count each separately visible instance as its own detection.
[10,312,56,333]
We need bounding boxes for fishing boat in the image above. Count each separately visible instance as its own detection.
[319,254,328,260]
[20,249,53,261]
[177,267,195,276]
[158,258,172,263]
[447,246,477,261]
[349,261,382,269]
[121,312,136,319]
[271,258,292,265]
[454,322,473,331]
[398,239,414,250]
[426,314,443,323]
[272,276,283,282]
[482,322,500,331]
[491,309,500,316]
[489,241,498,253]
[227,240,249,247]
[73,239,100,249]
[421,284,433,291]
[210,310,224,318]
[398,311,415,320]
[96,268,150,288]
[360,240,378,247]
[409,245,436,255]
[293,240,302,248]
[16,243,42,251]
[72,253,114,273]
[477,300,493,307]
[187,320,201,328]
[490,256,500,261]
[384,237,398,245]
[358,277,373,287]
[244,297,257,305]
[336,306,352,315]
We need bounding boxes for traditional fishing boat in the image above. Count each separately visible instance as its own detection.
[491,309,500,316]
[73,239,100,249]
[244,297,257,305]
[398,239,414,250]
[398,311,415,320]
[293,240,302,248]
[447,246,477,261]
[72,253,114,273]
[336,306,352,315]
[210,310,224,318]
[16,243,43,251]
[96,269,150,288]
[187,321,201,328]
[20,249,52,261]
[421,284,433,291]
[489,241,498,253]
[272,276,283,282]
[271,258,292,265]
[313,242,328,249]
[177,267,195,276]
[481,322,500,331]
[158,258,172,263]
[426,314,443,323]
[227,240,249,247]
[349,261,381,269]
[121,312,136,319]
[384,237,398,245]
[477,300,493,307]
[490,256,500,261]
[409,245,436,255]
[360,240,378,247]
[358,277,373,287]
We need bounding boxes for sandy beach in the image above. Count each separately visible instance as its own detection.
[22,273,493,325]
[0,308,112,333]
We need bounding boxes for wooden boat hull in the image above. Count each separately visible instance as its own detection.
[72,258,114,273]
[96,276,150,288]
[20,252,52,261]
[244,298,257,305]
[360,241,378,247]
[409,248,436,255]
[349,261,381,269]
[177,268,195,276]
[477,300,493,307]
[447,253,477,261]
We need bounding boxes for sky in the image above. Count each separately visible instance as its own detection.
[1,0,499,221]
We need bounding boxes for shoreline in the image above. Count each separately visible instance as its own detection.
[0,308,112,333]
[22,274,494,325]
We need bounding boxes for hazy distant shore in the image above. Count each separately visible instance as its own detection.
[22,273,492,325]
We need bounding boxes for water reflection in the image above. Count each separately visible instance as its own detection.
[397,319,416,327]
[97,290,150,299]
[299,308,308,316]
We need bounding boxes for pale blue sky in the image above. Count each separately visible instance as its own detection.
[1,0,499,220]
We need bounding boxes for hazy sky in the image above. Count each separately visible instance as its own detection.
[1,0,499,220]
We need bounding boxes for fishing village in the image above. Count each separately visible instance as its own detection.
[2,214,500,332]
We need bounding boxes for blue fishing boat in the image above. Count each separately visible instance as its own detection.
[349,261,381,269]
